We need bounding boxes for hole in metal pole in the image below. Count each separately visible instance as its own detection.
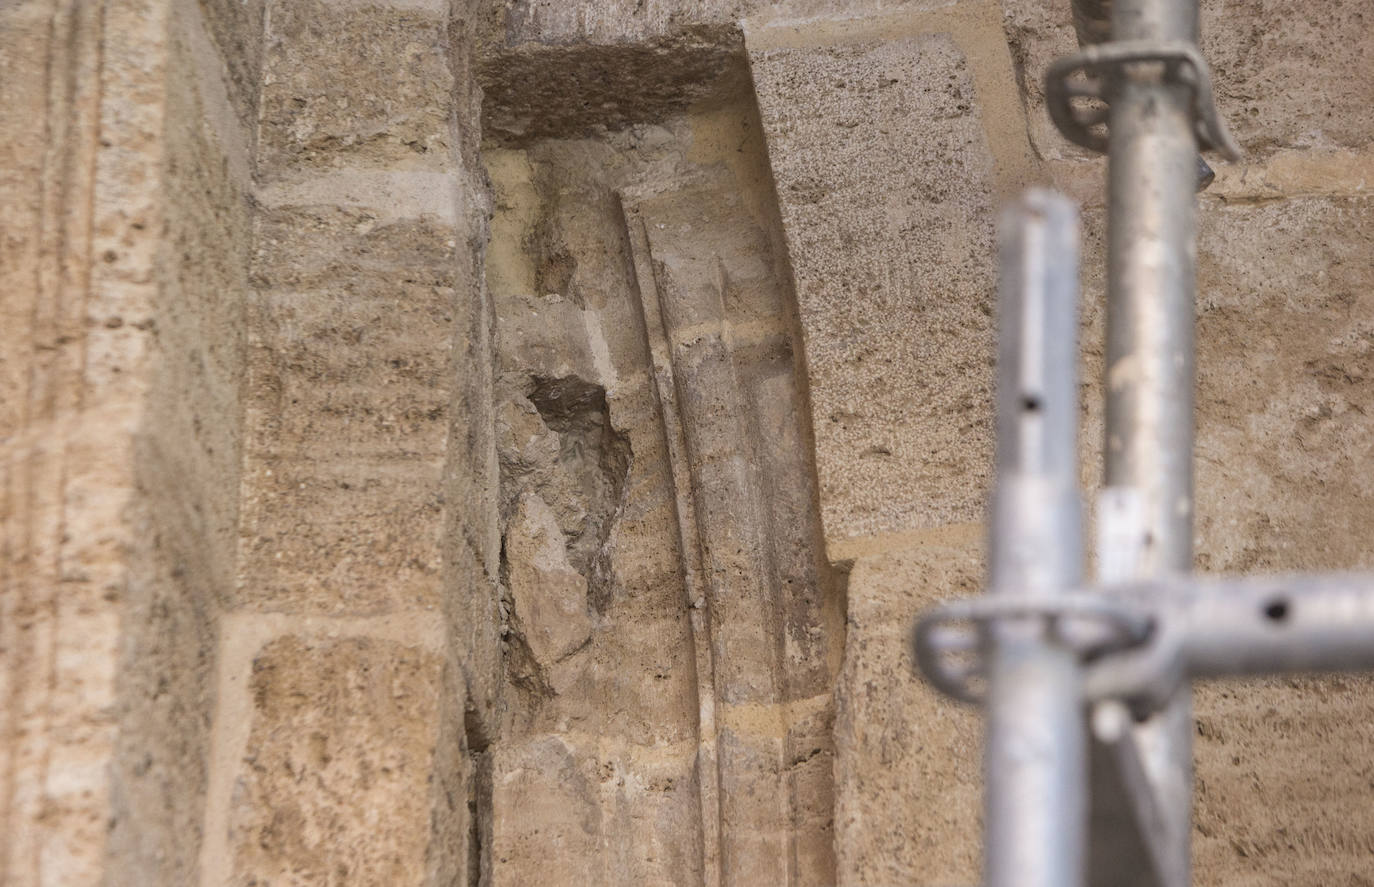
[1263,598,1290,623]
[1021,394,1043,413]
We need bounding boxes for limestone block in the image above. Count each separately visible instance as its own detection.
[237,455,445,614]
[833,535,983,886]
[1201,0,1374,158]
[107,517,217,887]
[504,492,594,668]
[785,703,840,887]
[107,9,250,861]
[750,33,999,551]
[247,206,456,458]
[1193,677,1374,885]
[489,735,604,885]
[493,292,605,384]
[1190,196,1374,883]
[252,203,461,293]
[485,119,844,883]
[258,0,454,180]
[240,201,461,615]
[715,728,788,885]
[1195,197,1374,574]
[150,0,254,594]
[489,733,703,887]
[246,286,453,457]
[228,635,453,887]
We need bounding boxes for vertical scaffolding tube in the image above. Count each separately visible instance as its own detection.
[1101,0,1200,883]
[985,190,1085,887]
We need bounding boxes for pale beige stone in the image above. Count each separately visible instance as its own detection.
[504,492,594,666]
[834,536,984,887]
[750,31,1000,551]
[5,1,1374,886]
[1190,196,1374,886]
[226,635,452,886]
[257,0,455,180]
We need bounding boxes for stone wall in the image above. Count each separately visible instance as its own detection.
[0,0,238,882]
[0,1,1371,885]
[204,0,491,884]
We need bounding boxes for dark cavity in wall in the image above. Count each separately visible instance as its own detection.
[479,25,748,146]
[464,701,492,887]
[525,375,631,611]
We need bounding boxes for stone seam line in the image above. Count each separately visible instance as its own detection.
[1208,149,1374,203]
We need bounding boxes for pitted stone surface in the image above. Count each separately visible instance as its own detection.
[834,537,983,887]
[1201,0,1374,158]
[504,492,594,667]
[228,636,448,887]
[6,2,1374,886]
[751,32,999,551]
[257,0,454,180]
[1190,196,1374,884]
[482,0,968,47]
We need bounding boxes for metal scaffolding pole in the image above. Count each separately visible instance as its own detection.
[1105,0,1198,590]
[1094,1,1201,883]
[913,1,1374,885]
[984,191,1085,887]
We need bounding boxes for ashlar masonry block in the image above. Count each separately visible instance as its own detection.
[226,635,458,887]
[750,32,1000,552]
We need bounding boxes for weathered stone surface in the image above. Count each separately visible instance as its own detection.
[484,124,711,886]
[482,0,960,48]
[237,455,446,614]
[489,734,703,887]
[1202,0,1374,158]
[751,32,999,551]
[485,99,841,885]
[833,536,983,887]
[0,0,253,884]
[6,1,1374,885]
[504,492,594,667]
[106,1,256,883]
[480,29,747,146]
[629,174,842,883]
[238,189,462,618]
[1189,196,1374,885]
[228,636,451,886]
[257,0,454,180]
[1195,197,1374,575]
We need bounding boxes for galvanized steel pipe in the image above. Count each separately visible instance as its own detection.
[985,190,1086,887]
[1099,0,1201,884]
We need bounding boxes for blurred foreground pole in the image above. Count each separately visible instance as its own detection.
[984,191,1085,887]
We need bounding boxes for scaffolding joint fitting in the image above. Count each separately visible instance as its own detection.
[1045,39,1242,160]
[912,593,1153,705]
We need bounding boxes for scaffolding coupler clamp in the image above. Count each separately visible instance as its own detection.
[916,575,1374,716]
[1045,40,1242,160]
[913,593,1153,705]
